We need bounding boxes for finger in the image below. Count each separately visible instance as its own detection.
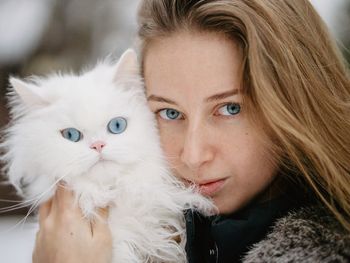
[49,182,76,221]
[48,183,63,216]
[33,228,42,263]
[38,199,52,227]
[55,182,75,210]
[32,248,37,263]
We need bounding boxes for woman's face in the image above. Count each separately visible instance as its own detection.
[144,31,278,214]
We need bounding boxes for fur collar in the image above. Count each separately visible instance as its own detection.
[242,205,350,262]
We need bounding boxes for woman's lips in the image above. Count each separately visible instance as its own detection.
[196,179,226,196]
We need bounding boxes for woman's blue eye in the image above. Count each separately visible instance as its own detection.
[61,128,82,142]
[159,109,182,120]
[107,117,127,134]
[218,103,241,116]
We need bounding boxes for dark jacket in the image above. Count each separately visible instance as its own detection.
[185,198,350,262]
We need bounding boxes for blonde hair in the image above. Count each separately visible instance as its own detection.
[137,0,350,231]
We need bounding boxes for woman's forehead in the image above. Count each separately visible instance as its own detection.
[143,31,243,99]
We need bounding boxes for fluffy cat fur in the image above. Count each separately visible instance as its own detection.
[0,49,214,262]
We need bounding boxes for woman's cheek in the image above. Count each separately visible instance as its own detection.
[158,122,184,164]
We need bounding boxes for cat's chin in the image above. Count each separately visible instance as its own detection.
[85,159,120,180]
[88,159,117,171]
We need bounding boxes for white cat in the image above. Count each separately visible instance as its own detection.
[0,49,214,262]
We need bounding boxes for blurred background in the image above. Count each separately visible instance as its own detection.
[0,0,349,261]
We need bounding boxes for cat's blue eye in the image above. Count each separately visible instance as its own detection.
[107,117,127,134]
[159,109,182,120]
[61,128,82,142]
[218,103,241,116]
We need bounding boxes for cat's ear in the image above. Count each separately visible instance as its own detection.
[9,77,48,107]
[114,49,139,81]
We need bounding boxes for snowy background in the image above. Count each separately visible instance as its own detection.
[0,0,349,262]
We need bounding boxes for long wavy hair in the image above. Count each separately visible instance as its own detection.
[137,0,350,231]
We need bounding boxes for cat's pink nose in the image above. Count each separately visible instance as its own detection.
[90,141,106,153]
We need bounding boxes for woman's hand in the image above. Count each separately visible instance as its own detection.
[32,184,113,263]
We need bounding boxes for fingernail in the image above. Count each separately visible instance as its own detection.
[59,180,67,186]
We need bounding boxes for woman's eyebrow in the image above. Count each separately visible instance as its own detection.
[147,95,179,106]
[205,89,240,102]
[147,89,239,105]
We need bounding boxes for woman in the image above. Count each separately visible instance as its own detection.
[33,0,350,262]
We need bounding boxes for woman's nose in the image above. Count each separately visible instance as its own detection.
[180,122,214,172]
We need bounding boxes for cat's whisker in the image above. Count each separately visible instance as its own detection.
[0,203,33,213]
[0,197,41,213]
[0,192,43,233]
[19,198,41,228]
[64,154,97,171]
[0,186,65,212]
[7,174,72,229]
[0,173,68,213]
[0,198,25,203]
[0,172,70,215]
[64,157,87,168]
[34,173,71,202]
[0,213,36,235]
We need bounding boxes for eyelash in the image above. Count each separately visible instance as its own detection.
[155,108,184,121]
[155,102,241,121]
[214,102,241,117]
